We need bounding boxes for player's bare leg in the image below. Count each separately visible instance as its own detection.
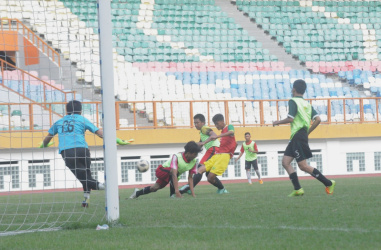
[297,160,314,174]
[282,155,295,175]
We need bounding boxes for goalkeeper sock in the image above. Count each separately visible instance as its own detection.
[83,192,90,201]
[136,186,151,197]
[311,168,332,186]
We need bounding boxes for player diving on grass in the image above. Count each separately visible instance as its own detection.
[129,141,202,199]
[39,100,133,207]
[179,114,224,194]
[273,80,336,197]
[235,132,263,185]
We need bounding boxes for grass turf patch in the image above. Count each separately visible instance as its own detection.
[1,177,381,249]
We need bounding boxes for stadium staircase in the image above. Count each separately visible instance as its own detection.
[216,0,303,70]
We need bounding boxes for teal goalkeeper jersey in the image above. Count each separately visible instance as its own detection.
[48,114,99,153]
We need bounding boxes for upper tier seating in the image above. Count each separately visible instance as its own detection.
[236,0,381,71]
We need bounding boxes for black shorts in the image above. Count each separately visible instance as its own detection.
[284,129,312,162]
[245,159,258,170]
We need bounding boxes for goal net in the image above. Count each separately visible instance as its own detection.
[0,0,114,234]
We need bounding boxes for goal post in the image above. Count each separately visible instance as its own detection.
[97,0,120,223]
[0,0,121,234]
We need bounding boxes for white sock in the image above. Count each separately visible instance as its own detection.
[246,170,252,183]
[98,182,105,190]
[84,193,90,200]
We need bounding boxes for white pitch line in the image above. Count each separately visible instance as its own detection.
[0,227,62,237]
[129,224,381,233]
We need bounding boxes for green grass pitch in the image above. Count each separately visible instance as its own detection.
[1,177,381,249]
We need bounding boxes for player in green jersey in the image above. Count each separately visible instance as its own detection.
[273,80,336,197]
[129,141,202,199]
[235,132,263,185]
[179,114,225,194]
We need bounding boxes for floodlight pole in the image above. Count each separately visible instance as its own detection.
[97,0,119,222]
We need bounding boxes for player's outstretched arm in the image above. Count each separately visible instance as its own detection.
[203,130,218,145]
[216,130,234,138]
[273,117,294,126]
[95,129,103,138]
[39,133,54,148]
[170,168,182,198]
[308,116,321,135]
[94,129,134,145]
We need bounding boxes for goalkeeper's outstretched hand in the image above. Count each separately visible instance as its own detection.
[39,141,54,148]
[117,138,134,145]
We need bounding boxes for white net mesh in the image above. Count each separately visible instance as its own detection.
[0,0,107,234]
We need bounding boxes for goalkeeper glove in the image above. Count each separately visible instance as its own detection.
[39,141,54,148]
[116,138,133,145]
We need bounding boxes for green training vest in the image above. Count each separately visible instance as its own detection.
[290,97,312,139]
[243,141,257,161]
[162,153,197,179]
[200,126,220,150]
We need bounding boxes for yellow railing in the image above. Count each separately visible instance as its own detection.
[0,98,380,132]
[1,18,61,66]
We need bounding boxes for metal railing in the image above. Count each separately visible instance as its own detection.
[0,98,380,132]
[0,59,75,106]
[1,18,61,66]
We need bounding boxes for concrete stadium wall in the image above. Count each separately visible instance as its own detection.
[0,137,380,193]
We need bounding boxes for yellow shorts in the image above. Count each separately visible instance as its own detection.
[204,153,230,176]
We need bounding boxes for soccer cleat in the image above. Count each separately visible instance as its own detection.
[288,188,304,197]
[180,184,189,191]
[259,180,263,184]
[186,190,192,195]
[216,188,229,194]
[82,198,89,208]
[248,182,253,185]
[129,188,139,199]
[325,180,336,195]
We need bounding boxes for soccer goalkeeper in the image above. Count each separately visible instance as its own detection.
[40,100,132,207]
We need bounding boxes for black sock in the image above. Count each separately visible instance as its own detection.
[180,173,203,194]
[311,168,332,186]
[289,172,301,190]
[193,173,203,187]
[136,186,151,198]
[213,177,224,189]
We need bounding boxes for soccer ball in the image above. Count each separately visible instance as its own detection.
[137,159,149,173]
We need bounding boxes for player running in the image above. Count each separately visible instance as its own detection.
[235,132,263,185]
[273,80,336,197]
[179,114,224,194]
[129,141,202,199]
[40,100,132,207]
